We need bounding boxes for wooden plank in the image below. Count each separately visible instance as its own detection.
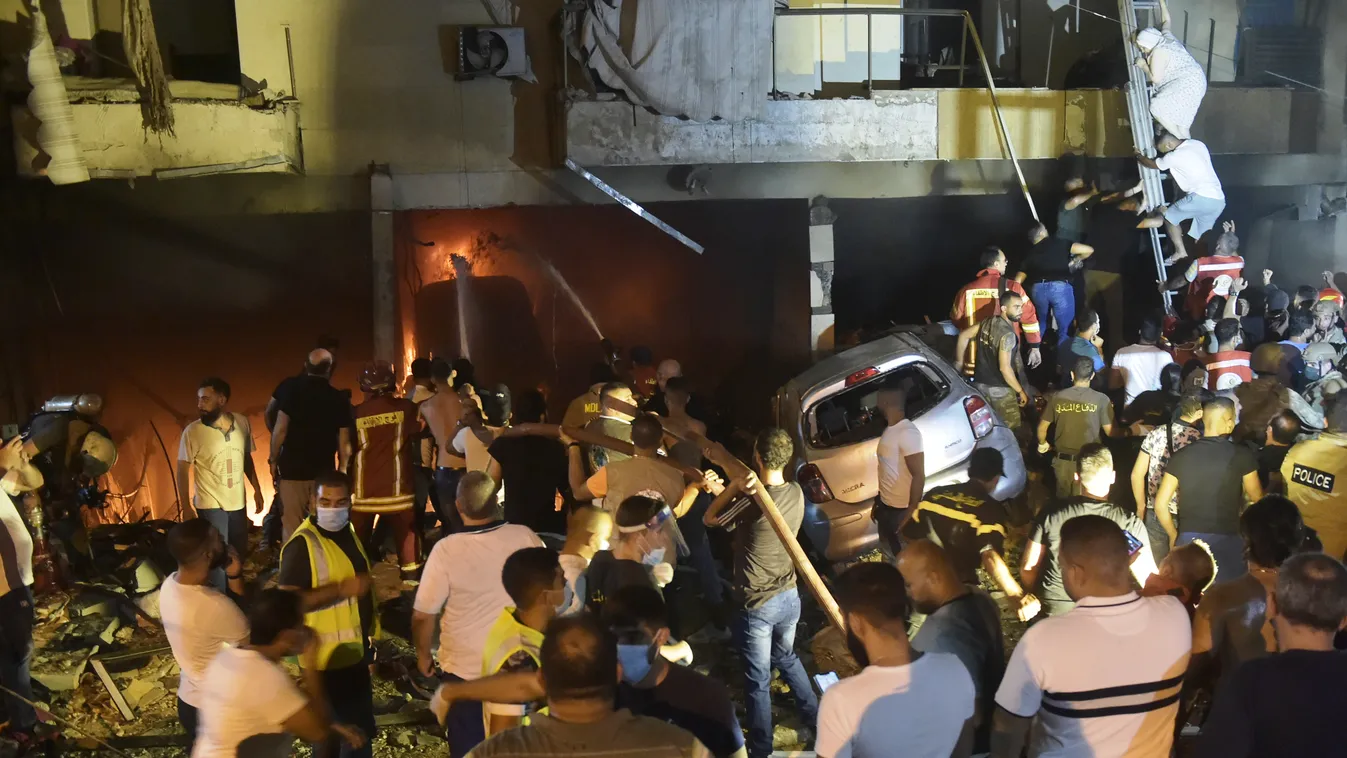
[89,659,135,721]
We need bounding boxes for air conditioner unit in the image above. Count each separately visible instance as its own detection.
[455,26,527,80]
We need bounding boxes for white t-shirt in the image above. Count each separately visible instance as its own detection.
[0,489,34,595]
[412,522,543,679]
[816,652,974,758]
[178,414,254,512]
[1155,140,1223,200]
[159,573,249,708]
[1112,345,1175,407]
[995,593,1191,758]
[191,647,308,758]
[876,419,923,509]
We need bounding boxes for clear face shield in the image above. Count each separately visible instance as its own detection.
[617,494,689,566]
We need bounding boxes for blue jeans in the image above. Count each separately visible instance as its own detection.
[1031,279,1076,348]
[199,508,248,590]
[0,587,35,733]
[262,492,284,547]
[440,673,485,758]
[434,468,465,534]
[678,493,725,608]
[735,588,819,758]
[1178,532,1246,585]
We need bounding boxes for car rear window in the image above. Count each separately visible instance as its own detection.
[805,362,948,449]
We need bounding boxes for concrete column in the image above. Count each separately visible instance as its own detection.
[1318,1,1347,155]
[370,165,397,364]
[59,0,97,40]
[809,196,837,358]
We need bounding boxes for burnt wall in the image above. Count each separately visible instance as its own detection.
[399,200,812,432]
[3,203,373,523]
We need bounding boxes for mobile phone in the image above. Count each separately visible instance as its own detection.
[1124,530,1144,557]
[814,672,840,693]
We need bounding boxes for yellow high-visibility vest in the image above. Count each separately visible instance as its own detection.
[284,519,379,670]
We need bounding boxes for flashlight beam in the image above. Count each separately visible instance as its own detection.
[564,159,705,255]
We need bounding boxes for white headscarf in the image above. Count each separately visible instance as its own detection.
[1136,28,1163,52]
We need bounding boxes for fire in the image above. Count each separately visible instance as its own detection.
[401,337,417,387]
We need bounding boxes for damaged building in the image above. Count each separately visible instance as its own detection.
[0,0,1346,754]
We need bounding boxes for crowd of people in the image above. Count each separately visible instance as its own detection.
[0,8,1345,752]
[0,218,1344,758]
[135,224,1347,758]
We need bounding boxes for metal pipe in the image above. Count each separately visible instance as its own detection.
[959,14,967,88]
[770,14,776,94]
[964,12,1040,222]
[1045,23,1055,88]
[1206,18,1215,81]
[775,7,1040,222]
[867,14,873,94]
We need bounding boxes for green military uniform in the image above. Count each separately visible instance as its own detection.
[973,316,1026,436]
[1041,385,1113,499]
[1281,433,1347,561]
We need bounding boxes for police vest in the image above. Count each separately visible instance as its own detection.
[284,520,379,669]
[1282,433,1347,561]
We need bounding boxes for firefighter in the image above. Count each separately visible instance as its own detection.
[952,247,1043,373]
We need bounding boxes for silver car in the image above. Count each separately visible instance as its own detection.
[775,324,1027,563]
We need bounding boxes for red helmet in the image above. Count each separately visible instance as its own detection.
[359,360,396,393]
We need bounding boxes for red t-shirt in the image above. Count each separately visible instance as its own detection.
[351,393,419,512]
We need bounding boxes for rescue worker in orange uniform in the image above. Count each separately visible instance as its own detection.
[952,247,1044,373]
[349,361,422,580]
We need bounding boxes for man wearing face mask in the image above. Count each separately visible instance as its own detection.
[429,588,739,756]
[1301,342,1346,415]
[816,561,975,758]
[585,495,682,615]
[278,471,379,758]
[481,547,567,739]
[177,378,263,584]
[192,589,367,758]
[608,586,746,758]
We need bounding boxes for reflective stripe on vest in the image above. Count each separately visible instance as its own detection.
[285,521,377,669]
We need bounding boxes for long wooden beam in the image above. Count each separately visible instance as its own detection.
[507,400,845,634]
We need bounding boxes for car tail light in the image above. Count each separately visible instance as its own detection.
[798,463,834,503]
[845,367,880,387]
[964,395,994,439]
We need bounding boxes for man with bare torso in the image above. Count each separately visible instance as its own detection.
[418,359,466,532]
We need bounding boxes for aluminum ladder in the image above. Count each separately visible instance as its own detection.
[1118,0,1174,312]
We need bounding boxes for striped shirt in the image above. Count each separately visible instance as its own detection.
[900,482,1010,585]
[995,593,1191,757]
